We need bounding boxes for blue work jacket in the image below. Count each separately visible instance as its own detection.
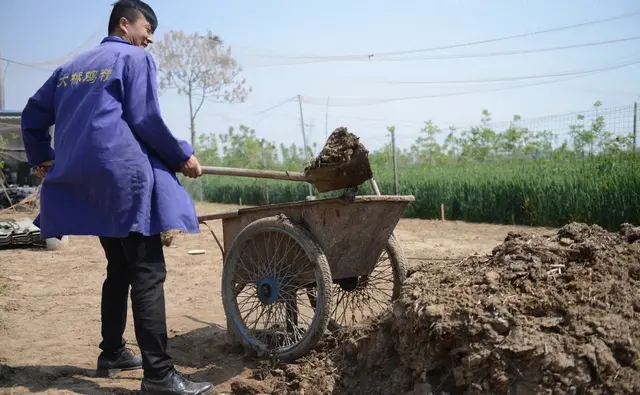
[21,36,200,239]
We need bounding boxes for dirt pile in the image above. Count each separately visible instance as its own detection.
[245,222,640,395]
[304,127,369,172]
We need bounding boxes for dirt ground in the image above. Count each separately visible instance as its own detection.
[0,201,555,394]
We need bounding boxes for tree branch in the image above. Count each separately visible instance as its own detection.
[193,84,207,120]
[149,29,251,141]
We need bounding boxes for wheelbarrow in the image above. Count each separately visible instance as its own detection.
[198,192,415,361]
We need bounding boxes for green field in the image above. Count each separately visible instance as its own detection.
[182,153,640,231]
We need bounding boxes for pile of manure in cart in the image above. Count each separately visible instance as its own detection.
[304,126,369,172]
[232,222,640,395]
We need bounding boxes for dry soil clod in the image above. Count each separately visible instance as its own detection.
[304,127,369,173]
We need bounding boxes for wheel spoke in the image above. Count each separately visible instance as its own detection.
[222,218,332,361]
[327,240,405,330]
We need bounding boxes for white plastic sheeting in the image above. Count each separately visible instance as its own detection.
[0,218,46,248]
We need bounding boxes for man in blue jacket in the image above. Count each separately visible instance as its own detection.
[21,1,215,394]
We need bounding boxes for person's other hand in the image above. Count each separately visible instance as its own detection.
[34,160,54,179]
[181,155,203,178]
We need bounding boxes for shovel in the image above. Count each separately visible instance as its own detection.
[200,150,373,193]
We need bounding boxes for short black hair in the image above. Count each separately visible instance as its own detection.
[108,0,158,35]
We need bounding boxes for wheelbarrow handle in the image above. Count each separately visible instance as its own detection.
[200,165,311,182]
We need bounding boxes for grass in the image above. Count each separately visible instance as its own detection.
[181,153,640,231]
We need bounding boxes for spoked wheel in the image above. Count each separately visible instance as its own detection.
[221,215,333,362]
[326,234,407,331]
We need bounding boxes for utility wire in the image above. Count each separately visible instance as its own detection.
[7,24,104,69]
[245,10,640,62]
[299,58,640,107]
[379,58,640,85]
[375,36,640,62]
[0,57,54,72]
[212,58,638,122]
[241,96,300,126]
[252,36,640,67]
[27,25,104,66]
[254,96,297,116]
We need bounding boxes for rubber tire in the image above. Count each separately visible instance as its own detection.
[221,215,333,362]
[327,233,407,331]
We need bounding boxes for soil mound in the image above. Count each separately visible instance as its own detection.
[244,222,640,395]
[304,127,369,172]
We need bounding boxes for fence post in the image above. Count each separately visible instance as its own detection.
[387,125,399,195]
[633,102,637,155]
[261,139,269,204]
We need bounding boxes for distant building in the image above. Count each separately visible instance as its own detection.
[0,110,43,187]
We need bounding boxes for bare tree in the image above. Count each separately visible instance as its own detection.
[150,30,251,146]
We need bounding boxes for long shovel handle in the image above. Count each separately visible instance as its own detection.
[200,165,310,182]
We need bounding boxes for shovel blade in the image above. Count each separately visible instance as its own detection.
[305,151,373,193]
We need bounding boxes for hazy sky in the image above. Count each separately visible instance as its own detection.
[1,0,639,152]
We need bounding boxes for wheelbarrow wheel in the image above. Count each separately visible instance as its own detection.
[327,233,407,331]
[221,215,332,362]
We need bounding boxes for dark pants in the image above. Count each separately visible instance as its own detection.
[98,232,173,379]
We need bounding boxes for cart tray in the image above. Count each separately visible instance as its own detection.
[200,195,414,279]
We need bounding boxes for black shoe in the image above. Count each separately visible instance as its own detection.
[96,348,143,377]
[141,369,214,395]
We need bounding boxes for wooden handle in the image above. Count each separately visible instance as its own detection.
[200,166,310,182]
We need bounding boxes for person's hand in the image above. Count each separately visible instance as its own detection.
[34,160,54,179]
[181,155,203,178]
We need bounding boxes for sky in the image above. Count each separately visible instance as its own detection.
[1,0,639,153]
